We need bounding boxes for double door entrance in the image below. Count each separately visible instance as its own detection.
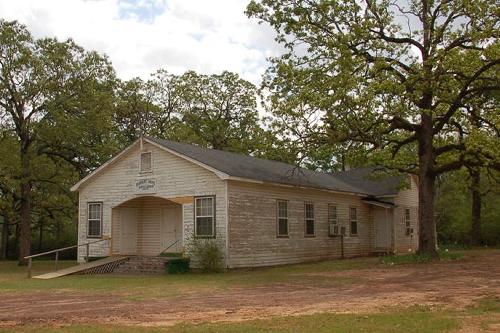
[117,203,182,255]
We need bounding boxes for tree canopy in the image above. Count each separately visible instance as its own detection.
[0,11,498,262]
[0,20,274,262]
[247,0,500,254]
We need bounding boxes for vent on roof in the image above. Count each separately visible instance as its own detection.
[140,152,152,173]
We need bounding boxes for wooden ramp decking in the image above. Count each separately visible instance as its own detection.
[32,256,129,279]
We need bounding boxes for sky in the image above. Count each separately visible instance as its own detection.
[0,0,282,84]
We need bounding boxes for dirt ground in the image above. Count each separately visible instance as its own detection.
[1,250,499,328]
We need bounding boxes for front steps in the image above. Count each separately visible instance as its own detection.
[113,255,173,274]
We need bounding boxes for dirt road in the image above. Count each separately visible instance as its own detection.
[1,250,499,327]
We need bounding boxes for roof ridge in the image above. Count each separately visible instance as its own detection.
[146,136,306,169]
[145,136,371,194]
[72,136,402,195]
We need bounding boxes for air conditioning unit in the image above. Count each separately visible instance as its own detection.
[329,224,339,236]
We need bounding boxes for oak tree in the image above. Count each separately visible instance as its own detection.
[247,0,499,255]
[0,20,116,264]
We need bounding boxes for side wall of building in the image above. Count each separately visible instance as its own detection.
[393,175,419,253]
[227,180,374,268]
[77,141,227,263]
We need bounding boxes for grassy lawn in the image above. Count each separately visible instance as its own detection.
[2,298,499,333]
[0,256,372,299]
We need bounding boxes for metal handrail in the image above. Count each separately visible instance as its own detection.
[160,239,180,254]
[24,237,110,278]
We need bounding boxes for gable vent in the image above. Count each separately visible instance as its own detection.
[140,152,152,173]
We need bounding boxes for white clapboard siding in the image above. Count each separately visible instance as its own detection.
[393,175,419,253]
[227,180,373,268]
[77,139,419,267]
[77,142,227,262]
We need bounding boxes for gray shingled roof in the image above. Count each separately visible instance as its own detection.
[332,167,404,196]
[147,137,402,196]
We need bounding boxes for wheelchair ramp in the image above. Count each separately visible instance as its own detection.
[32,256,129,279]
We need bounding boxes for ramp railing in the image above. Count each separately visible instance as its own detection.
[24,237,111,278]
[160,239,180,255]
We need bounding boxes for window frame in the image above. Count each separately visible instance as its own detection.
[87,202,103,238]
[304,202,315,237]
[140,151,153,173]
[349,206,358,237]
[328,204,338,237]
[276,200,289,238]
[194,195,216,238]
[405,208,413,236]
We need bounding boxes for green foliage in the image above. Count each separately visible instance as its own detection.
[380,249,464,266]
[246,0,500,255]
[0,19,119,261]
[113,69,267,155]
[436,169,500,246]
[246,0,500,173]
[166,257,190,274]
[185,236,225,273]
[0,20,271,257]
[176,70,262,153]
[1,11,498,259]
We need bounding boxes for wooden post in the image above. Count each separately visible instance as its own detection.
[86,243,90,262]
[54,251,59,271]
[27,257,32,278]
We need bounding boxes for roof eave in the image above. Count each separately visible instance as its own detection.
[225,176,369,197]
[143,137,230,179]
[70,139,141,192]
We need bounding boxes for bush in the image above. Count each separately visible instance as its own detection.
[380,249,463,266]
[186,236,224,273]
[166,257,190,274]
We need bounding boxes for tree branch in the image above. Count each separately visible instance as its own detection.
[433,59,500,134]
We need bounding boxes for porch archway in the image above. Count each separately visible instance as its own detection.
[111,196,183,256]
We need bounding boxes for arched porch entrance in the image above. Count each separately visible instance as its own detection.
[111,196,183,256]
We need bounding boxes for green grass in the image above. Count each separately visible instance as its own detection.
[0,249,472,299]
[379,249,464,266]
[466,296,500,315]
[0,257,372,298]
[0,307,461,333]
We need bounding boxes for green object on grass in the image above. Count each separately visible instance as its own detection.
[166,257,190,274]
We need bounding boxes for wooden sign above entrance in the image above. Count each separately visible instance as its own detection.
[169,196,194,204]
[135,178,157,194]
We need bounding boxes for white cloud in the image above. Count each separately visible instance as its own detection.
[0,0,282,84]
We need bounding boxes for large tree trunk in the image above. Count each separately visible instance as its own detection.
[470,168,481,246]
[38,219,44,254]
[417,115,438,256]
[0,211,9,259]
[18,143,32,266]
